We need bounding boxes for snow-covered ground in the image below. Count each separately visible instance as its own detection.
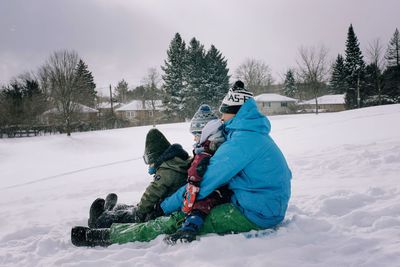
[1,105,400,267]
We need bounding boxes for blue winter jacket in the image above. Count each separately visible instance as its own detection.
[161,99,292,228]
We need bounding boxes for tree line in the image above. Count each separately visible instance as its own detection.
[1,26,399,137]
[283,25,400,110]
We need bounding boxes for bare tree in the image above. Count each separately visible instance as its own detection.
[367,39,386,70]
[142,67,162,126]
[297,45,330,114]
[39,50,81,136]
[366,39,385,105]
[235,58,274,95]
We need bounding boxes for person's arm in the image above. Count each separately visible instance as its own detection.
[196,132,256,199]
[137,168,179,214]
[161,132,259,214]
[160,185,186,214]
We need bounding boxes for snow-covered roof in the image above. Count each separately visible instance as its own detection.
[115,100,163,111]
[301,94,345,105]
[254,94,298,102]
[43,103,98,114]
[97,102,120,109]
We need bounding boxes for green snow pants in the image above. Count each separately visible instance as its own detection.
[110,203,261,244]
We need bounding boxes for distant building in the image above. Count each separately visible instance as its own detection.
[115,100,163,126]
[96,102,121,116]
[41,103,98,124]
[254,94,298,115]
[299,94,345,112]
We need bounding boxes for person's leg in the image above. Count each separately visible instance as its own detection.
[109,212,185,244]
[165,202,259,244]
[72,203,260,247]
[199,203,260,235]
[95,208,138,228]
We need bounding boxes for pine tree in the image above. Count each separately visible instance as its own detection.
[344,24,366,109]
[161,33,187,121]
[75,59,97,107]
[204,45,230,110]
[330,54,347,94]
[114,79,129,104]
[183,37,207,118]
[385,28,400,68]
[283,69,297,98]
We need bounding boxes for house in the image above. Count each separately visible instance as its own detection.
[41,103,99,124]
[115,100,163,126]
[299,94,345,112]
[96,102,121,116]
[254,94,298,115]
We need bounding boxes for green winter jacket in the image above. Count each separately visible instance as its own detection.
[136,145,191,215]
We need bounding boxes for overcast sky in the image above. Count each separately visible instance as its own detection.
[1,0,399,94]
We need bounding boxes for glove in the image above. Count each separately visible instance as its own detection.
[182,183,200,213]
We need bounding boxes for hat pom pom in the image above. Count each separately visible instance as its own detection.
[232,80,245,91]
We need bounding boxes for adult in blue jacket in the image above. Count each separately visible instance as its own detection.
[162,81,292,241]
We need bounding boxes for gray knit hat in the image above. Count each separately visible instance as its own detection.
[219,80,254,114]
[189,104,218,135]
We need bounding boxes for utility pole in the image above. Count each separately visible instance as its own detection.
[109,84,114,114]
[357,73,360,108]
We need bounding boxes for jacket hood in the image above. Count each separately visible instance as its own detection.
[224,98,270,135]
[154,143,189,169]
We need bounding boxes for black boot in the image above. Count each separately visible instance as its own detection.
[163,229,197,245]
[104,193,118,211]
[71,226,111,247]
[95,208,138,228]
[88,198,105,228]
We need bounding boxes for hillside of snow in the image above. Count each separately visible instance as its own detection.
[1,105,400,267]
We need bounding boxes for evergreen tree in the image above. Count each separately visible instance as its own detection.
[1,78,47,126]
[161,33,187,121]
[114,79,129,104]
[385,28,400,68]
[204,45,230,110]
[75,59,97,107]
[382,66,400,102]
[344,24,366,109]
[283,69,297,98]
[330,54,347,94]
[183,37,207,118]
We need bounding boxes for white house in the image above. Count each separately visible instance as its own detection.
[115,100,163,125]
[299,94,345,112]
[254,94,298,115]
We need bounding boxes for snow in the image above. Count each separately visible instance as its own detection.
[301,94,345,105]
[116,100,163,111]
[254,93,298,102]
[1,104,400,266]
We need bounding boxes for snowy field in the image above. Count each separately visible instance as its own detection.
[1,104,400,267]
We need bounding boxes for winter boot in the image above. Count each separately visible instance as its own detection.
[95,208,138,228]
[71,226,111,247]
[88,198,105,228]
[164,213,204,245]
[104,193,118,211]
